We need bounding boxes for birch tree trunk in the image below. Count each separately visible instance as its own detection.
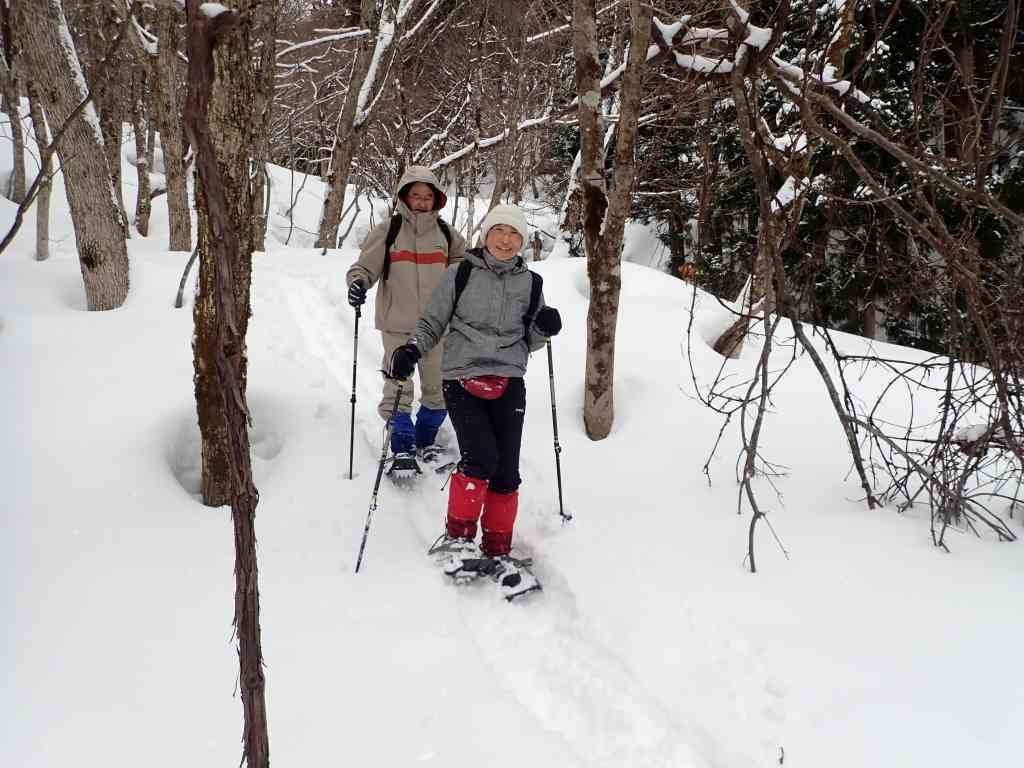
[15,0,128,310]
[183,2,270,764]
[26,80,51,261]
[574,0,651,439]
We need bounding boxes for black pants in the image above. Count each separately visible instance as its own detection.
[443,377,525,494]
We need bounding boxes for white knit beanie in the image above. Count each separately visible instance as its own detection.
[480,204,529,249]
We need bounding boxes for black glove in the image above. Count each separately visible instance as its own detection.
[347,280,367,308]
[390,343,420,379]
[534,306,562,337]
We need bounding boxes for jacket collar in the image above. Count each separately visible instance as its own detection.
[396,199,440,238]
[466,246,524,274]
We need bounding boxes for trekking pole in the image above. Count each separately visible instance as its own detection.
[347,305,360,480]
[546,339,571,522]
[354,380,404,573]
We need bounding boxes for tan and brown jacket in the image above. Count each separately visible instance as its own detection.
[346,166,466,334]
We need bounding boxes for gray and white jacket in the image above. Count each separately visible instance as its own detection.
[411,248,547,380]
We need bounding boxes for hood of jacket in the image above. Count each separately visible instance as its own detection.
[394,165,447,210]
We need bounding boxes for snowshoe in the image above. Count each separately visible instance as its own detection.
[449,555,542,601]
[428,533,482,584]
[385,451,422,485]
[418,443,459,474]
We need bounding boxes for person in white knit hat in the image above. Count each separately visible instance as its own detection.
[389,203,562,591]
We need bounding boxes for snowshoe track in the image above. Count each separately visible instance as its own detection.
[277,267,716,768]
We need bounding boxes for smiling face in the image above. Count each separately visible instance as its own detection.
[402,182,436,212]
[485,224,524,261]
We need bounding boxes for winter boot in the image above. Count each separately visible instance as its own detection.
[446,471,488,539]
[480,489,518,557]
[389,409,415,455]
[386,411,420,482]
[414,406,447,451]
[386,451,422,482]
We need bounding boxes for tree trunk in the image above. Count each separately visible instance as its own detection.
[696,89,719,270]
[252,167,268,251]
[575,0,651,440]
[146,118,156,170]
[193,2,260,506]
[100,101,128,230]
[318,133,358,248]
[250,4,276,251]
[0,53,25,204]
[153,5,192,251]
[131,67,152,236]
[26,81,52,261]
[86,0,131,235]
[713,14,787,359]
[15,0,128,310]
[191,0,276,506]
[182,3,270,766]
[316,0,385,249]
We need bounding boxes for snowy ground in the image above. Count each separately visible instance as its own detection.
[2,132,1023,768]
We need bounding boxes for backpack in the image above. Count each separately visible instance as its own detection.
[449,259,543,339]
[380,214,452,282]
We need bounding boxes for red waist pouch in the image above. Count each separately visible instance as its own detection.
[459,375,509,400]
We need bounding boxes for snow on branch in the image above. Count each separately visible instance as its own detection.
[771,174,804,212]
[601,44,663,89]
[431,29,664,172]
[129,12,158,56]
[199,2,231,18]
[675,52,733,74]
[651,15,733,78]
[354,18,397,127]
[401,0,445,43]
[771,61,1024,230]
[728,0,772,49]
[679,26,730,46]
[395,0,417,25]
[771,56,872,103]
[277,28,370,58]
[653,16,686,44]
[412,90,471,163]
[348,0,433,129]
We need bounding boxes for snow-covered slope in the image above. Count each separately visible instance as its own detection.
[2,136,1022,768]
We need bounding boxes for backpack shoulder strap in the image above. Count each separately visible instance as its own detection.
[380,214,403,282]
[448,260,473,325]
[437,218,452,250]
[454,258,473,300]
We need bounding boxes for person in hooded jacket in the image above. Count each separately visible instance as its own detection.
[346,166,466,475]
[389,204,562,575]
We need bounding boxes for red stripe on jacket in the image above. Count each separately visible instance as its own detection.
[390,250,447,266]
